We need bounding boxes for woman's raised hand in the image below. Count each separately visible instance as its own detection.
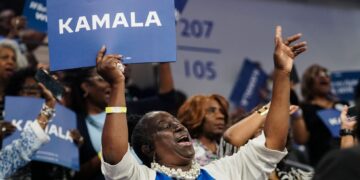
[96,46,125,85]
[273,26,307,74]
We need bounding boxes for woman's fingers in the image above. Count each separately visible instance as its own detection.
[284,33,302,45]
[96,45,106,64]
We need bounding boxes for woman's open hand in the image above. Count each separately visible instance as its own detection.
[273,26,307,74]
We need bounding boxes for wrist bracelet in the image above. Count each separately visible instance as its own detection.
[257,106,269,116]
[36,118,49,126]
[40,103,56,120]
[339,129,354,137]
[98,151,102,160]
[105,107,127,114]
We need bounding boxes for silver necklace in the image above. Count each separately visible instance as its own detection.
[151,161,201,180]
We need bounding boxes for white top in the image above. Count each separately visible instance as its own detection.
[101,133,287,180]
[0,121,50,178]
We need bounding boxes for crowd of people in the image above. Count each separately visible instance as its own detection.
[0,4,359,180]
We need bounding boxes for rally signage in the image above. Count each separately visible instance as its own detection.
[317,109,341,138]
[229,59,268,112]
[3,96,79,170]
[47,0,176,71]
[23,0,47,32]
[331,71,360,102]
[175,0,188,21]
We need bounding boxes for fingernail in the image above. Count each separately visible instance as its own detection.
[101,45,106,50]
[119,54,123,58]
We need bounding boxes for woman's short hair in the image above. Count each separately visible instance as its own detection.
[301,64,328,102]
[0,39,28,69]
[177,94,229,138]
[131,112,162,167]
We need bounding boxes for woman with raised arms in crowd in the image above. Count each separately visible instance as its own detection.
[0,83,56,178]
[98,26,307,180]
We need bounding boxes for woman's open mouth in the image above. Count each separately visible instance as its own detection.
[176,135,192,146]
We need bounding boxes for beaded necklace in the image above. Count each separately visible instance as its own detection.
[151,161,201,180]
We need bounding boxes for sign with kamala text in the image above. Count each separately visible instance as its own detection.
[47,0,176,71]
[3,96,79,170]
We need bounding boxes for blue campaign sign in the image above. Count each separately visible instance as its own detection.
[229,59,268,112]
[47,0,176,71]
[175,0,188,14]
[317,109,341,138]
[23,0,47,32]
[175,0,188,21]
[331,71,360,102]
[3,96,79,170]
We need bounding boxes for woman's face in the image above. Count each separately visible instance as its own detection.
[19,77,41,98]
[201,99,226,139]
[313,70,331,96]
[0,47,16,81]
[82,70,112,110]
[148,112,195,166]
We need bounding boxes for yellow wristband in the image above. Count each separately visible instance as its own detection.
[105,107,127,114]
[98,151,102,160]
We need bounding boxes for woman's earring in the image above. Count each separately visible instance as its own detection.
[151,152,156,168]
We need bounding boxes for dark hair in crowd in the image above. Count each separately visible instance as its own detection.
[5,67,36,96]
[62,68,94,116]
[301,64,330,102]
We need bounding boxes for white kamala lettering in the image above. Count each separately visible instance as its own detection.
[59,11,162,35]
[11,119,73,142]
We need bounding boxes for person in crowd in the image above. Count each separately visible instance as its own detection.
[177,94,231,166]
[0,39,28,146]
[313,80,360,180]
[99,26,307,179]
[0,39,28,100]
[223,103,271,147]
[4,67,83,179]
[20,29,47,69]
[224,104,314,180]
[300,64,347,166]
[67,62,177,179]
[0,9,15,38]
[0,9,46,69]
[0,82,55,178]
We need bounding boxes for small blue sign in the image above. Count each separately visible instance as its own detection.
[47,0,176,71]
[229,59,268,112]
[331,71,360,102]
[3,96,79,170]
[175,0,188,14]
[317,109,341,138]
[23,0,47,32]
